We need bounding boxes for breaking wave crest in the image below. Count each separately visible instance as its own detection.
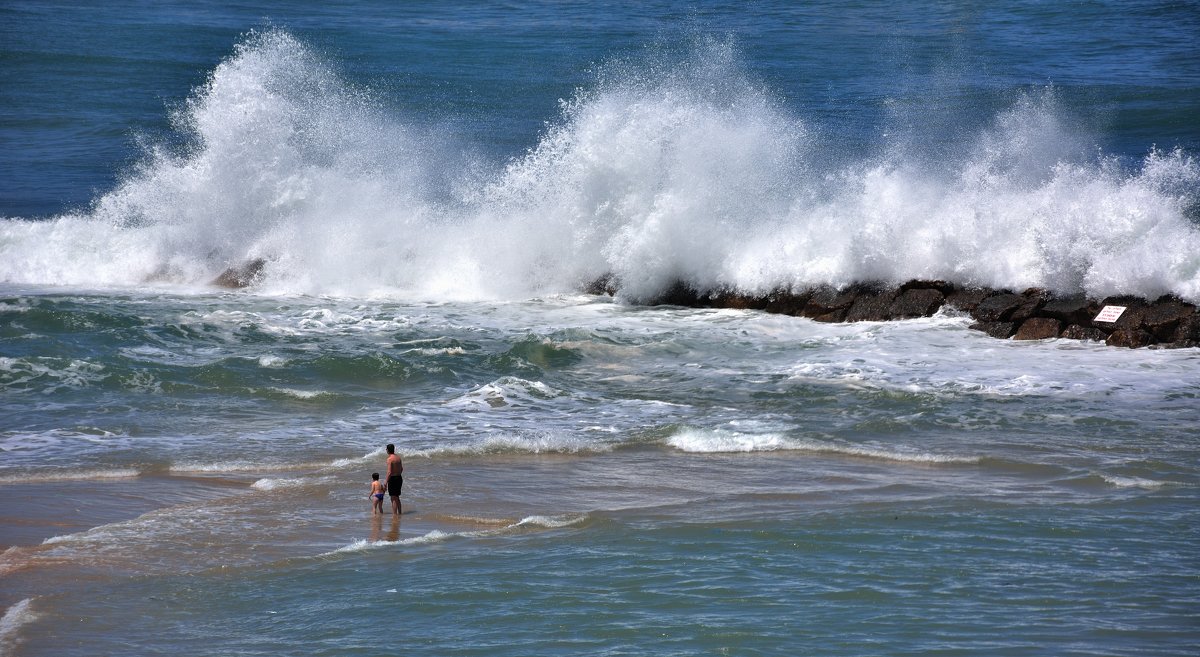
[412,432,609,457]
[0,598,39,655]
[667,427,978,463]
[2,30,1197,301]
[328,514,588,554]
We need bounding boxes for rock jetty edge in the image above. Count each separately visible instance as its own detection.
[585,277,1200,349]
[211,260,1197,349]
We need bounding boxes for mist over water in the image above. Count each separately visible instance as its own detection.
[1,30,1198,301]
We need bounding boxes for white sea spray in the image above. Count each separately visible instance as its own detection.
[0,31,1196,301]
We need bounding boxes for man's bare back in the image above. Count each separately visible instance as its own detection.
[385,443,403,515]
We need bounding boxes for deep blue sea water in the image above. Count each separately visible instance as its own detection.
[2,2,1199,655]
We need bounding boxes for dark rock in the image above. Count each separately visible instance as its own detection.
[212,258,267,288]
[1171,314,1200,342]
[1140,301,1196,342]
[1021,287,1051,299]
[846,288,900,322]
[1101,295,1148,307]
[970,321,1017,339]
[1153,340,1200,349]
[1011,297,1046,323]
[1061,324,1108,342]
[651,281,705,307]
[944,288,993,313]
[889,288,945,319]
[811,310,847,322]
[900,279,956,294]
[584,274,618,296]
[709,289,770,311]
[1040,296,1095,327]
[1106,328,1153,349]
[1014,317,1062,340]
[582,275,1196,349]
[762,289,811,315]
[1096,296,1148,332]
[971,293,1025,323]
[1007,288,1050,323]
[802,286,862,320]
[1113,308,1150,333]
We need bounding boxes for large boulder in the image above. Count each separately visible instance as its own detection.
[889,288,946,319]
[1014,317,1063,340]
[584,274,618,296]
[944,287,993,313]
[970,321,1017,339]
[762,289,811,315]
[971,293,1026,322]
[1010,288,1050,323]
[845,287,899,322]
[1174,314,1200,342]
[709,289,771,311]
[212,258,267,288]
[1140,300,1196,342]
[1061,324,1108,342]
[650,281,705,307]
[900,279,956,293]
[1098,296,1148,332]
[802,286,862,322]
[1106,328,1153,349]
[1040,296,1096,327]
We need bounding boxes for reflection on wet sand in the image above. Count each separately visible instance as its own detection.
[369,514,401,543]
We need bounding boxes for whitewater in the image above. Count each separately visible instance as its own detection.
[2,30,1198,301]
[2,3,1199,656]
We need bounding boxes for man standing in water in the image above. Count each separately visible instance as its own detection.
[385,443,403,515]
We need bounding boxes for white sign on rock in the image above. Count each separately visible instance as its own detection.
[1094,305,1126,323]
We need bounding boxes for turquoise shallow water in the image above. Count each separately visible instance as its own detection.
[2,1,1200,655]
[28,503,1199,656]
[2,294,1198,655]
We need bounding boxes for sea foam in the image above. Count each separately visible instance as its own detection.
[1101,474,1168,489]
[1,31,1197,302]
[402,431,608,458]
[667,427,978,463]
[445,377,564,409]
[328,514,585,555]
[0,598,39,655]
[0,467,141,484]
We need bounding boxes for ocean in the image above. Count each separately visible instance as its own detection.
[2,1,1199,655]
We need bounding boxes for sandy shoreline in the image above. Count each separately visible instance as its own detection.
[0,471,274,619]
[0,473,256,549]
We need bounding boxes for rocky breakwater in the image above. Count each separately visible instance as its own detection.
[212,258,268,289]
[587,278,1200,349]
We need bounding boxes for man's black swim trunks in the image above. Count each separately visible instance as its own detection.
[387,475,403,496]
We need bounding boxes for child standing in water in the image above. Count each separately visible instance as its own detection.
[369,473,386,514]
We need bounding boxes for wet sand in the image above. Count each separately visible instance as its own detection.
[0,474,256,549]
